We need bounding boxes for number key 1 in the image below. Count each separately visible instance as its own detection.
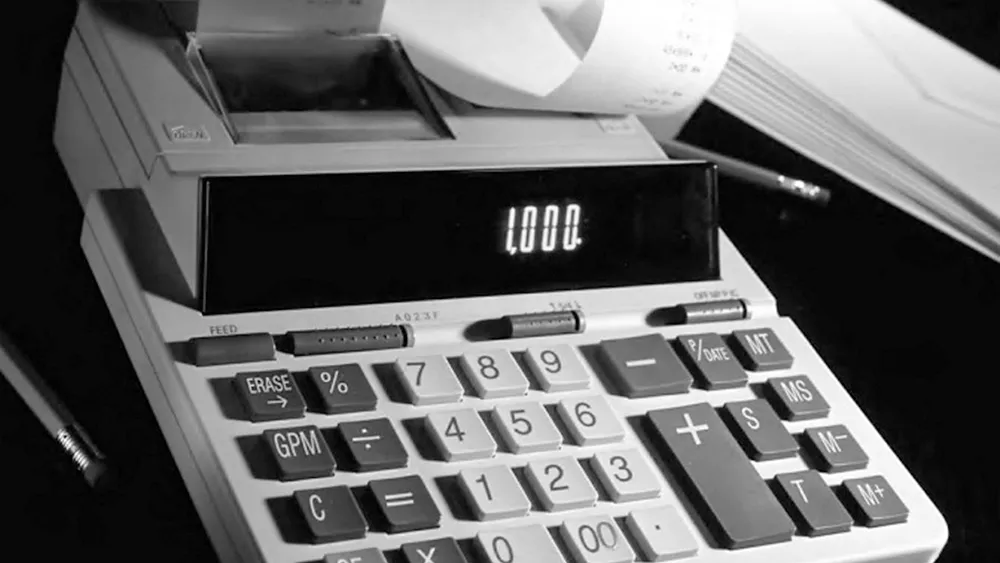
[458,465,530,521]
[524,344,591,392]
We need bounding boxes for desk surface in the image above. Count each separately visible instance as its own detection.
[4,1,998,562]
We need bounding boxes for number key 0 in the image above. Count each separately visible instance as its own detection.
[477,523,565,563]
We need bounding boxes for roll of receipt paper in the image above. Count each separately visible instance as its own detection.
[382,0,739,115]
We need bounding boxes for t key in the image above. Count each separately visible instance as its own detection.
[647,403,795,549]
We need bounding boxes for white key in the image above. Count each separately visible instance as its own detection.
[477,524,564,563]
[557,395,625,446]
[590,448,661,502]
[425,408,496,461]
[526,456,597,511]
[626,506,699,561]
[525,344,591,392]
[492,402,563,454]
[394,355,464,405]
[561,514,635,563]
[458,465,530,521]
[460,349,528,399]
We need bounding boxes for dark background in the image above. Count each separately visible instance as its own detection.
[4,0,998,561]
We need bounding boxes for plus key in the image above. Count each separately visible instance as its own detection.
[647,403,794,549]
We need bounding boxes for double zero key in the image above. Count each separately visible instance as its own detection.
[648,403,795,549]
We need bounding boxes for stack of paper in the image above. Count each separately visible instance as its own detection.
[707,0,1000,262]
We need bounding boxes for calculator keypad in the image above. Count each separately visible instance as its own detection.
[205,322,911,561]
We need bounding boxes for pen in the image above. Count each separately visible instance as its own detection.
[659,138,832,205]
[0,327,109,488]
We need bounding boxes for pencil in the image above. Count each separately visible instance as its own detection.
[660,138,832,205]
[0,327,109,488]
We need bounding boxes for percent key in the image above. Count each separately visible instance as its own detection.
[308,364,379,414]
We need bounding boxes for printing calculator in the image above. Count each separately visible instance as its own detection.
[57,2,946,561]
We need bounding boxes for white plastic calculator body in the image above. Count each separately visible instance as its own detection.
[80,190,948,563]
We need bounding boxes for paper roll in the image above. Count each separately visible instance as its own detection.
[382,0,739,115]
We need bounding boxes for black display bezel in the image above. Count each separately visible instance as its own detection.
[199,163,719,314]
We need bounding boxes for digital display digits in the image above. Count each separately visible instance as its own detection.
[503,203,584,256]
[200,164,718,314]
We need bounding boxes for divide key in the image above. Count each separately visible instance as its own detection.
[647,403,795,549]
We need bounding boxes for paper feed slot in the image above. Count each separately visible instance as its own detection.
[184,31,452,144]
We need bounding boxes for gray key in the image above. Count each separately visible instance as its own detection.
[840,475,908,527]
[557,395,625,446]
[803,425,868,473]
[325,548,388,563]
[765,375,830,420]
[263,425,336,481]
[626,506,699,561]
[730,328,793,371]
[460,349,528,398]
[773,470,852,536]
[477,524,564,563]
[599,334,693,397]
[492,402,563,454]
[647,403,795,549]
[395,355,464,405]
[560,514,635,563]
[458,465,531,521]
[524,344,591,392]
[720,399,799,461]
[590,448,661,502]
[426,408,497,461]
[675,333,747,389]
[401,538,469,563]
[526,456,597,511]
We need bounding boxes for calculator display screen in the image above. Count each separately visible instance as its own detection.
[200,163,718,314]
